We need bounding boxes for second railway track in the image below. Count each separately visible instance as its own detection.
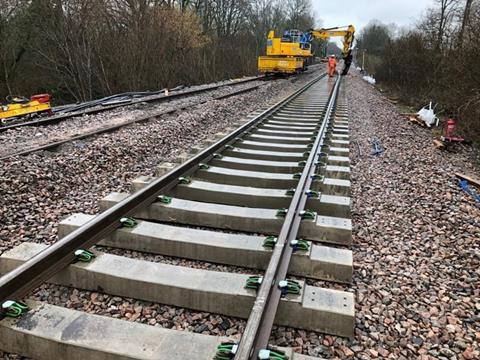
[0,81,264,160]
[0,68,323,161]
[0,76,265,133]
[0,72,354,359]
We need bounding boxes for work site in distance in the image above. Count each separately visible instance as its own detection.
[0,0,478,360]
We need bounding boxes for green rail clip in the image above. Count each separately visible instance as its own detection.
[315,161,327,167]
[213,153,223,159]
[245,276,263,290]
[178,176,191,184]
[1,300,28,318]
[199,163,210,170]
[299,210,316,220]
[235,137,243,142]
[285,188,295,196]
[278,279,302,297]
[276,208,288,217]
[310,174,324,181]
[290,239,310,252]
[258,348,289,360]
[225,145,234,150]
[120,217,137,228]
[303,151,310,157]
[292,172,302,180]
[307,143,314,148]
[317,152,328,158]
[214,342,238,360]
[305,190,319,198]
[74,249,96,262]
[263,236,278,249]
[159,195,172,204]
[298,160,307,167]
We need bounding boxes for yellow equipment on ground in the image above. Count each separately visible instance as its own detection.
[258,25,355,75]
[0,94,53,124]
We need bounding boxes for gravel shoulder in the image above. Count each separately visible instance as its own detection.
[271,72,480,360]
[346,70,479,360]
[275,71,479,359]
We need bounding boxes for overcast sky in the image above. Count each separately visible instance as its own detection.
[312,0,436,33]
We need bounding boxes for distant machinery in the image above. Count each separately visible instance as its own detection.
[258,25,355,75]
[0,94,52,124]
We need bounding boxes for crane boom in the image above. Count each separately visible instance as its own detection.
[308,25,356,56]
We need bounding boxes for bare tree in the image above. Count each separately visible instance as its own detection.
[458,0,474,46]
[284,0,315,29]
[435,0,459,49]
[0,0,318,102]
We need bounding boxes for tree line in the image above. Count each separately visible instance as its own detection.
[356,0,480,143]
[0,0,315,103]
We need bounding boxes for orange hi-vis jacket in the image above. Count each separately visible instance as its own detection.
[328,57,337,69]
[328,57,337,76]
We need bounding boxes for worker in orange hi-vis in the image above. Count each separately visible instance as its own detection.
[328,55,337,77]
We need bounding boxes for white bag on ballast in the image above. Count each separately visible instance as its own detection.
[362,75,376,85]
[417,102,439,127]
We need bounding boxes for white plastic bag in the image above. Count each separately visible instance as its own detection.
[362,75,376,85]
[416,102,439,127]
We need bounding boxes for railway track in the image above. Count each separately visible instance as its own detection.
[0,72,353,359]
[0,82,265,161]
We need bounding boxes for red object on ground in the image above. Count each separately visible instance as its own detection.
[443,118,466,143]
[445,118,456,138]
[30,94,51,104]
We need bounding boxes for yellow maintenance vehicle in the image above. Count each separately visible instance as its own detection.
[258,25,355,75]
[0,94,53,124]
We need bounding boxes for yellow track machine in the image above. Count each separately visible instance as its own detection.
[258,25,355,75]
[0,94,53,124]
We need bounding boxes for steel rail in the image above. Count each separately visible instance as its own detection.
[0,73,326,307]
[234,76,342,360]
[0,84,261,161]
[0,76,265,133]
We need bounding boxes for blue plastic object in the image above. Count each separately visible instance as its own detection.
[459,180,480,204]
[371,138,384,156]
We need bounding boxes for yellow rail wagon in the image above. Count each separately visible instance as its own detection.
[258,56,305,75]
[0,94,53,124]
[258,26,355,75]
